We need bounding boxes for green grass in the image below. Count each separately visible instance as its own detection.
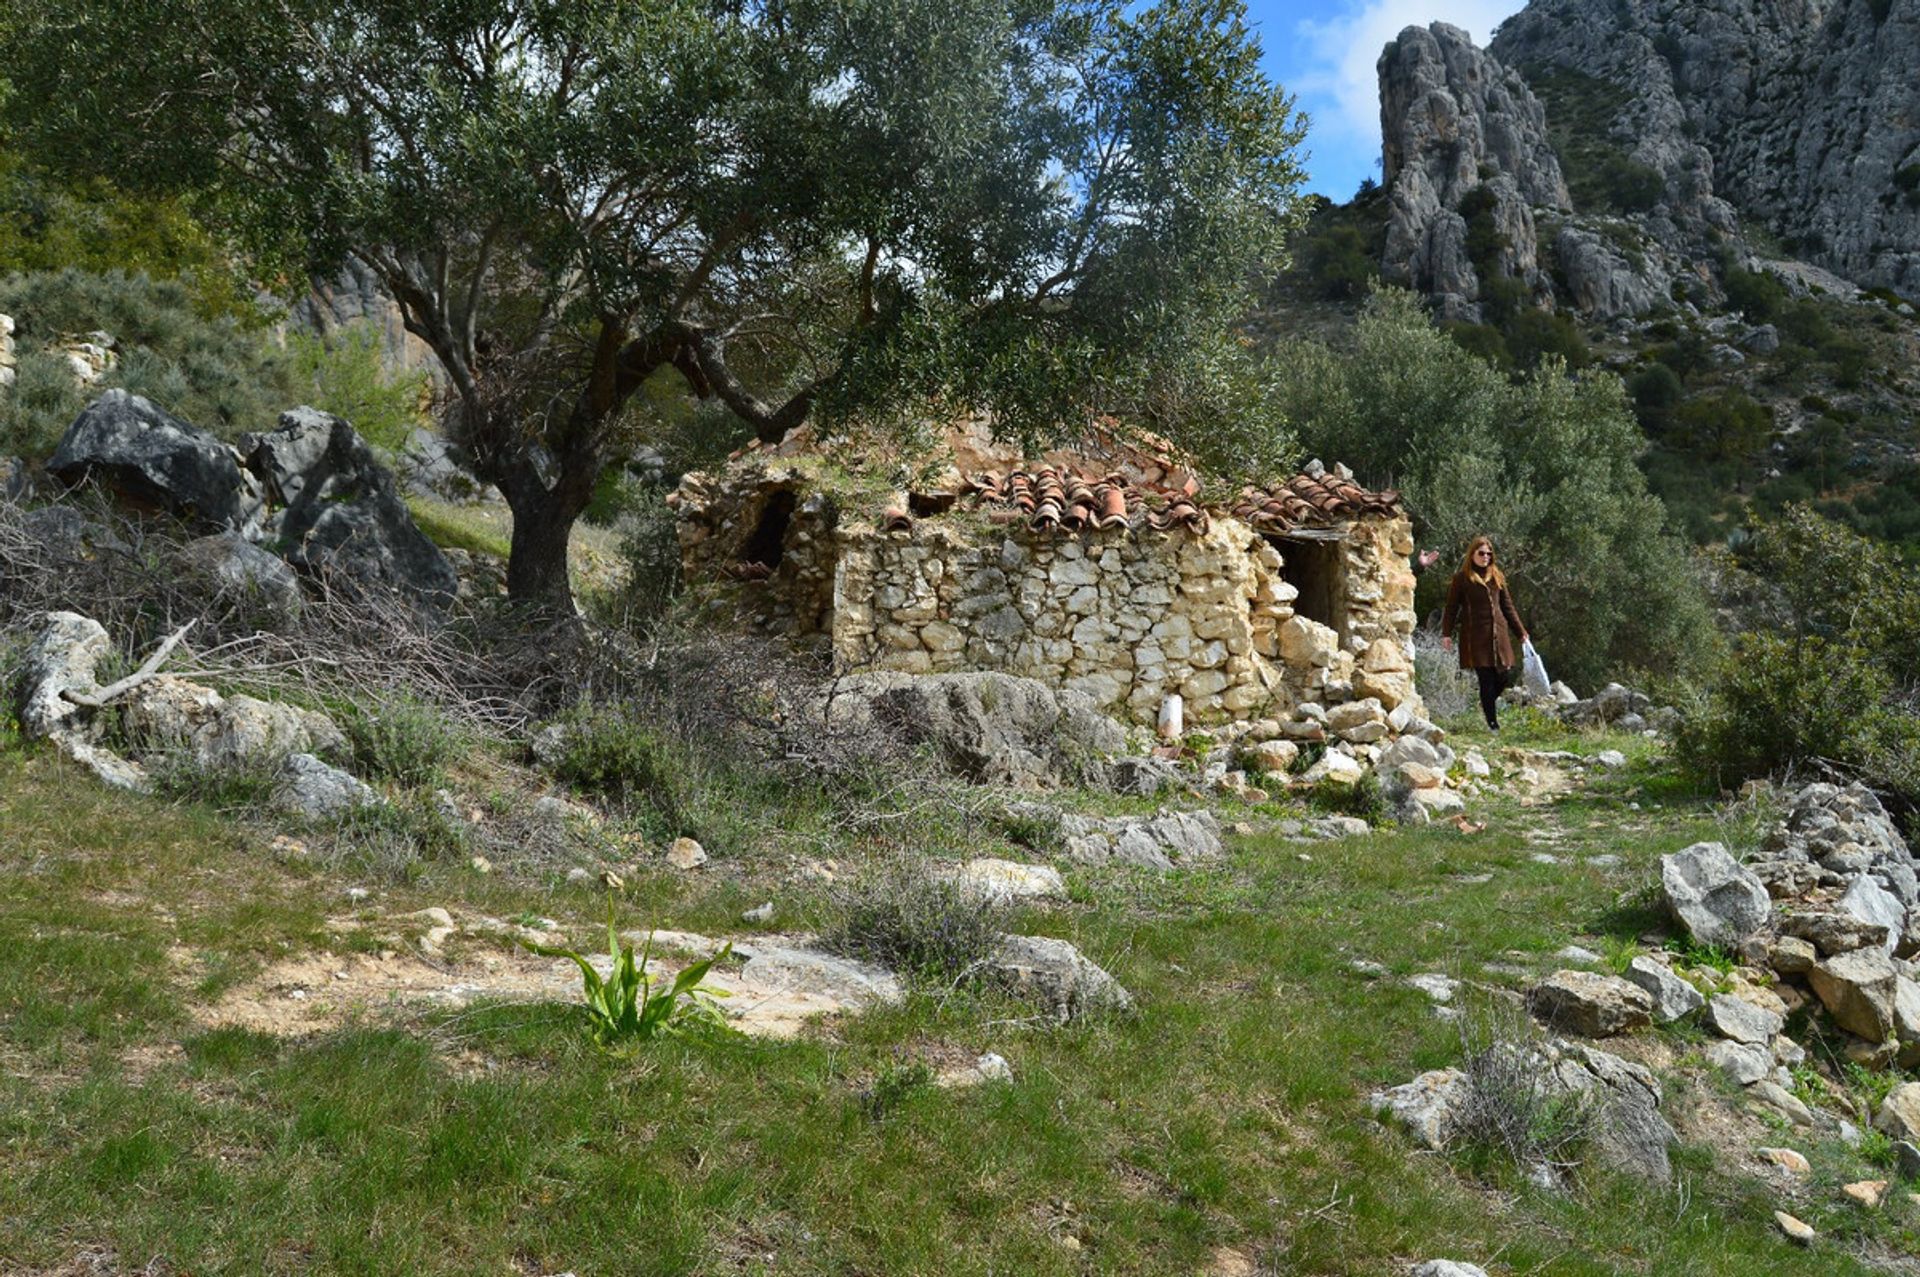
[1,727,1915,1274]
[405,495,511,559]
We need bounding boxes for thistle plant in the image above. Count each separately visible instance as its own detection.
[529,892,732,1046]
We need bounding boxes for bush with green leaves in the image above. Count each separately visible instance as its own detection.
[1273,287,1713,691]
[822,861,1008,986]
[1676,505,1920,817]
[337,695,462,788]
[282,321,429,455]
[0,269,297,454]
[0,269,428,459]
[527,893,732,1048]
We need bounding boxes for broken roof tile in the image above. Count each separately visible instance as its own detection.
[956,464,1394,537]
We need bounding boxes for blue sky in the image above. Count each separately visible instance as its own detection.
[1246,0,1527,200]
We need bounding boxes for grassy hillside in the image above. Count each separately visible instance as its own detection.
[3,707,1916,1275]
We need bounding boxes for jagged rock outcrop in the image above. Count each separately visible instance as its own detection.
[245,406,458,609]
[1492,0,1920,295]
[1377,23,1571,321]
[48,391,266,537]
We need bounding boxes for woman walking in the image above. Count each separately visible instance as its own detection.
[1441,536,1529,732]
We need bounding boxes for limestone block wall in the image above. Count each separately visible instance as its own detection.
[830,513,1420,727]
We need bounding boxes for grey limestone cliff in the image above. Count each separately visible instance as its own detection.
[1378,22,1571,321]
[1492,0,1920,296]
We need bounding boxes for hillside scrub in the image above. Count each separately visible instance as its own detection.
[0,269,428,459]
[1677,505,1920,819]
[1273,287,1713,691]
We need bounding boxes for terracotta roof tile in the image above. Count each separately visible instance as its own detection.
[958,464,1395,536]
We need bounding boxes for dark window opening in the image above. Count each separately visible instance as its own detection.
[1272,534,1346,641]
[742,490,797,572]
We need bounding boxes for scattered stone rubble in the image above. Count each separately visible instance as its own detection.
[17,610,376,817]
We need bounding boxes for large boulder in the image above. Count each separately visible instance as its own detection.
[173,531,304,624]
[1809,947,1901,1042]
[1660,842,1771,948]
[49,390,265,537]
[1527,970,1654,1037]
[245,407,457,609]
[1624,955,1704,1023]
[814,672,1128,789]
[985,934,1132,1020]
[120,674,345,772]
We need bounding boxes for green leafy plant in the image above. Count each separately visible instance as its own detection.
[861,1058,936,1122]
[527,893,732,1047]
[1664,935,1737,977]
[1601,936,1642,977]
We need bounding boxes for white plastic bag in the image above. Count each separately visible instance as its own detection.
[1520,638,1552,699]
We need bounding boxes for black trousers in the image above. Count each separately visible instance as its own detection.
[1474,665,1508,729]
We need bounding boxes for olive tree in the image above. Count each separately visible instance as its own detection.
[6,0,1305,612]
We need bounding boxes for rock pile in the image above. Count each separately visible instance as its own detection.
[38,391,455,610]
[17,610,377,817]
[1646,784,1920,1130]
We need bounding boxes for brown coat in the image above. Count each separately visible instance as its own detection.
[1442,570,1526,669]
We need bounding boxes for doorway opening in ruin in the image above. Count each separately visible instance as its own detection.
[1272,533,1346,642]
[742,490,797,572]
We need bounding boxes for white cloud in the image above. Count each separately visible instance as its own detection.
[1290,0,1526,189]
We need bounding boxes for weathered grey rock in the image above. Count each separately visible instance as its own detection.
[1876,1084,1920,1143]
[1554,224,1670,317]
[666,837,708,870]
[943,858,1067,904]
[1778,910,1891,957]
[1751,1080,1813,1126]
[1370,1068,1467,1149]
[1625,956,1704,1023]
[1105,754,1183,797]
[1896,1140,1920,1183]
[1840,875,1907,954]
[1565,1041,1676,1182]
[985,935,1132,1020]
[1412,1263,1489,1277]
[121,675,345,772]
[1809,947,1901,1041]
[1769,935,1818,975]
[277,751,379,819]
[16,611,150,792]
[49,391,265,536]
[1704,994,1783,1046]
[1378,23,1569,320]
[1895,977,1920,1070]
[244,407,456,608]
[1527,970,1654,1037]
[1704,1040,1771,1085]
[1493,0,1920,296]
[818,672,1127,789]
[1058,809,1222,871]
[1660,842,1770,948]
[174,531,303,622]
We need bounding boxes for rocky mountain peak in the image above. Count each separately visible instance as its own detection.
[1377,22,1570,321]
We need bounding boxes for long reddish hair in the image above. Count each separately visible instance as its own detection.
[1458,536,1507,589]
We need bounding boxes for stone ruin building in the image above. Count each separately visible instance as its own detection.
[669,426,1423,732]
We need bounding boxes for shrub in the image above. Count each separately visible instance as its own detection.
[1449,998,1601,1181]
[282,321,430,454]
[1308,772,1386,823]
[1625,361,1683,431]
[821,861,1008,985]
[607,487,684,627]
[1672,389,1772,461]
[1677,506,1920,818]
[338,695,462,788]
[0,269,298,450]
[1723,267,1788,322]
[549,707,693,832]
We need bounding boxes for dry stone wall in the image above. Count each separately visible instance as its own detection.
[832,511,1419,727]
